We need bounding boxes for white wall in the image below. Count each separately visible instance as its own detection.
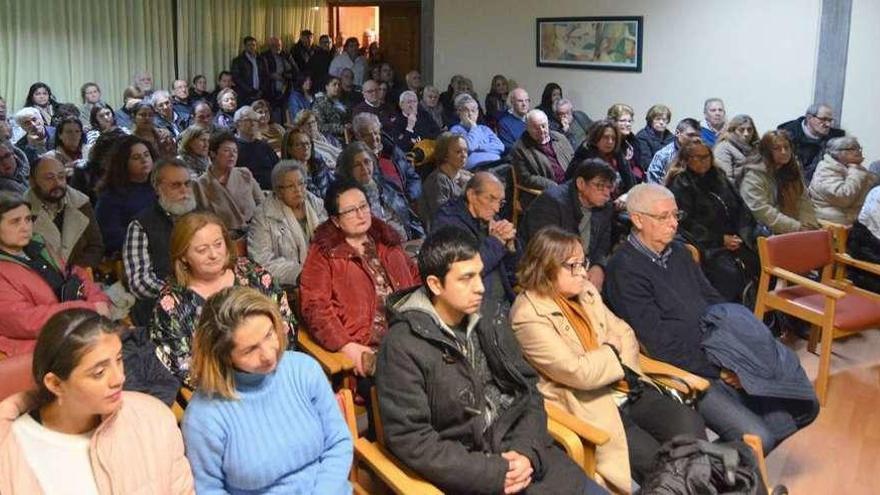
[433,0,821,137]
[842,0,880,161]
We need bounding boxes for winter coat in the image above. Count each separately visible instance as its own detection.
[635,126,674,171]
[847,220,880,292]
[95,181,157,256]
[713,138,762,189]
[511,131,574,210]
[739,161,819,234]
[808,154,878,225]
[247,194,326,287]
[0,391,194,494]
[27,187,104,269]
[777,116,845,181]
[299,218,420,351]
[192,166,263,235]
[511,287,642,493]
[0,238,109,356]
[375,287,591,495]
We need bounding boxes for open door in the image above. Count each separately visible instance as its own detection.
[378,2,420,75]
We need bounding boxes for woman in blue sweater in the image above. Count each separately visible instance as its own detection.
[182,286,353,494]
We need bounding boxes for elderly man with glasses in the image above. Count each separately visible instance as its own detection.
[604,183,819,455]
[777,103,846,181]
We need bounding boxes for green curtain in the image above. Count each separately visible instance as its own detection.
[176,0,327,94]
[0,0,176,112]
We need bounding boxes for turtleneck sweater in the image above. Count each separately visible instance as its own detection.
[182,351,353,494]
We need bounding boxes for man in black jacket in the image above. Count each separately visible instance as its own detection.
[230,36,266,105]
[520,158,615,289]
[376,227,604,495]
[777,103,845,181]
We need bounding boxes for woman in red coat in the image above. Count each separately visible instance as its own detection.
[300,179,420,376]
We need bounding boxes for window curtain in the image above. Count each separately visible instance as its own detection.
[176,0,327,95]
[0,0,175,113]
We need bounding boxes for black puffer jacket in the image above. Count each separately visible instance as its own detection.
[375,287,590,495]
[777,117,845,181]
[847,221,880,292]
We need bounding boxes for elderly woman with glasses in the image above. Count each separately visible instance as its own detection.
[808,136,879,226]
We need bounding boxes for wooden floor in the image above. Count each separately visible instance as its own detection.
[766,364,880,494]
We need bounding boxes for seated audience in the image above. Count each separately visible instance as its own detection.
[375,227,603,495]
[190,74,211,102]
[338,68,363,111]
[484,73,510,118]
[329,37,367,85]
[248,162,326,288]
[778,103,845,181]
[14,107,56,165]
[74,127,128,205]
[352,112,422,203]
[419,85,445,130]
[572,119,636,195]
[808,136,878,225]
[23,82,59,126]
[0,309,193,493]
[78,82,105,131]
[83,102,125,159]
[740,130,820,234]
[536,83,562,122]
[27,154,103,270]
[150,212,295,386]
[193,131,262,237]
[404,69,423,97]
[700,97,727,147]
[419,132,473,227]
[713,114,762,188]
[95,135,158,256]
[449,93,505,169]
[0,141,28,194]
[182,287,352,494]
[115,86,143,131]
[646,117,702,184]
[191,100,215,131]
[133,71,155,96]
[0,192,110,356]
[511,227,707,491]
[230,36,265,105]
[512,109,574,209]
[213,88,238,130]
[603,183,819,452]
[299,180,419,373]
[123,159,197,325]
[497,87,531,151]
[607,103,645,183]
[131,102,176,159]
[635,104,674,168]
[49,116,86,174]
[176,125,212,178]
[210,70,235,110]
[286,73,314,126]
[387,90,441,152]
[665,141,760,302]
[847,185,880,292]
[252,99,286,154]
[292,109,342,169]
[312,76,349,144]
[521,159,616,289]
[433,172,519,314]
[234,106,279,190]
[151,90,187,138]
[352,79,394,125]
[171,79,193,119]
[552,98,592,150]
[280,128,334,199]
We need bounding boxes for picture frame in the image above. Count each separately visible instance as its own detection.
[536,16,644,72]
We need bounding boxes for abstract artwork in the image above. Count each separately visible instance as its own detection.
[536,16,643,72]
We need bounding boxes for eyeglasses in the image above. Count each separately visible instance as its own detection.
[841,146,863,153]
[561,259,590,275]
[338,202,370,217]
[636,210,686,223]
[810,114,835,124]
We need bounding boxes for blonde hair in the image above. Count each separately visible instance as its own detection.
[517,227,582,296]
[169,212,237,286]
[177,125,210,155]
[190,286,289,399]
[607,103,634,121]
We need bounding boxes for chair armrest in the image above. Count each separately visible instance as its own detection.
[297,330,354,375]
[639,354,710,393]
[547,417,585,468]
[768,267,846,299]
[742,434,770,491]
[834,253,880,276]
[545,403,610,445]
[515,184,544,196]
[354,439,443,495]
[818,219,847,230]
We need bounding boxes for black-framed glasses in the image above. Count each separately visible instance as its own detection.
[338,202,370,217]
[561,259,590,275]
[809,114,835,124]
[636,210,686,223]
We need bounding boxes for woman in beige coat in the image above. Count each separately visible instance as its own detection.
[713,114,762,189]
[808,136,878,225]
[510,227,705,493]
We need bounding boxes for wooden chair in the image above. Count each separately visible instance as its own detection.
[511,166,542,227]
[0,352,35,401]
[821,220,880,287]
[754,230,880,404]
[296,328,355,378]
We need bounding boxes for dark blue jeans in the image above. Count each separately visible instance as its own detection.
[696,379,819,453]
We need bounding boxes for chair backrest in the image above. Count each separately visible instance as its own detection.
[0,353,36,401]
[762,229,832,274]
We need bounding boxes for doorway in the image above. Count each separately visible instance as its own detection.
[329,1,421,76]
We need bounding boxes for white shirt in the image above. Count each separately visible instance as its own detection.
[328,53,367,85]
[12,413,100,495]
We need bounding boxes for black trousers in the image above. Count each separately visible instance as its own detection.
[619,387,707,483]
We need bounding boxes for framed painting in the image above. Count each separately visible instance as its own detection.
[536,16,643,72]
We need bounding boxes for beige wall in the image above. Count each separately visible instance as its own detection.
[433,0,823,139]
[842,0,880,161]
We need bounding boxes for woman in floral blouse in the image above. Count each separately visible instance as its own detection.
[150,211,296,386]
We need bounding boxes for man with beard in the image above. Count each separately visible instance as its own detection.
[123,158,197,324]
[26,153,104,269]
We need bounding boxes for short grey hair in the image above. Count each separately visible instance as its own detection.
[525,109,548,123]
[352,112,381,137]
[464,171,504,195]
[703,97,724,112]
[399,90,418,104]
[14,107,41,125]
[454,93,477,112]
[825,136,860,160]
[805,102,832,117]
[270,161,306,192]
[149,90,171,107]
[150,158,190,189]
[625,183,675,217]
[553,98,573,113]
[233,105,258,123]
